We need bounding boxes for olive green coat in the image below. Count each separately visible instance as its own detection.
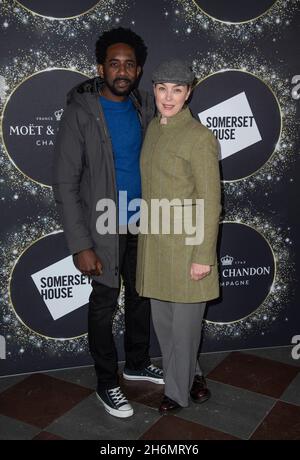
[136,107,221,303]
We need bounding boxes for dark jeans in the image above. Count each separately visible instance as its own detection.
[88,233,151,391]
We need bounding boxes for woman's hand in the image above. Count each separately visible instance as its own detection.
[190,263,211,281]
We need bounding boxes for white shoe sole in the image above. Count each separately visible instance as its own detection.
[96,392,134,418]
[123,373,165,385]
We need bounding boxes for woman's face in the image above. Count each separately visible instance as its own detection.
[153,82,191,118]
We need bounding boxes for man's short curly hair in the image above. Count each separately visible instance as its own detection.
[95,27,147,67]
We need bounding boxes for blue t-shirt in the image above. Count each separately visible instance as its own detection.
[100,96,142,225]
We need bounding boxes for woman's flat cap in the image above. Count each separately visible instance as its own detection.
[152,59,195,85]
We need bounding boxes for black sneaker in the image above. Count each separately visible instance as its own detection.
[96,386,133,418]
[123,364,164,384]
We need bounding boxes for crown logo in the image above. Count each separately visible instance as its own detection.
[54,108,64,121]
[221,255,234,266]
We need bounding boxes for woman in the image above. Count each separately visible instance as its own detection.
[136,59,221,414]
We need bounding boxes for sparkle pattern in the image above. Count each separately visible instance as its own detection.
[0,54,128,356]
[191,51,299,190]
[190,53,298,338]
[204,211,295,339]
[0,51,95,198]
[1,0,129,37]
[0,2,129,359]
[167,0,299,40]
[0,218,125,357]
[0,218,87,357]
[0,0,299,359]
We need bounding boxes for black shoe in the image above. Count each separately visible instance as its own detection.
[123,364,164,384]
[96,386,133,418]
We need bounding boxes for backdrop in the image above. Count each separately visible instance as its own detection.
[0,0,299,376]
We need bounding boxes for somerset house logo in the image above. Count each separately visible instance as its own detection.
[10,231,91,338]
[31,255,92,321]
[198,91,262,160]
[191,70,281,181]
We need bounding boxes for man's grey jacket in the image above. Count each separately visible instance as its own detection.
[53,77,154,288]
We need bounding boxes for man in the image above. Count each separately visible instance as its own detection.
[53,28,163,419]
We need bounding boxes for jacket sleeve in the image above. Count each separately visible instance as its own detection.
[190,129,222,265]
[52,105,93,255]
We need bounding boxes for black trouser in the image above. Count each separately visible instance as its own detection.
[88,233,151,391]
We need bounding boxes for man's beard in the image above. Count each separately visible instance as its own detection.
[106,77,136,96]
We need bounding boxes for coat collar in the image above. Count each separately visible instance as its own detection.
[156,106,192,128]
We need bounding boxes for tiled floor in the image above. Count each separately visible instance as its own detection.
[0,346,299,440]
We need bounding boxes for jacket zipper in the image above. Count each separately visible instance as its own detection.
[96,101,120,280]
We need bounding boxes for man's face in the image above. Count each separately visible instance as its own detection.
[98,43,141,98]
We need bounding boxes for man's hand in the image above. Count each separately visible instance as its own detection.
[74,249,103,276]
[190,263,211,281]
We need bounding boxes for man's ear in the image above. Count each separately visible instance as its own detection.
[137,65,142,77]
[97,64,104,78]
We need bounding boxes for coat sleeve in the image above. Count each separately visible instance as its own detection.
[52,105,93,255]
[190,129,221,266]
